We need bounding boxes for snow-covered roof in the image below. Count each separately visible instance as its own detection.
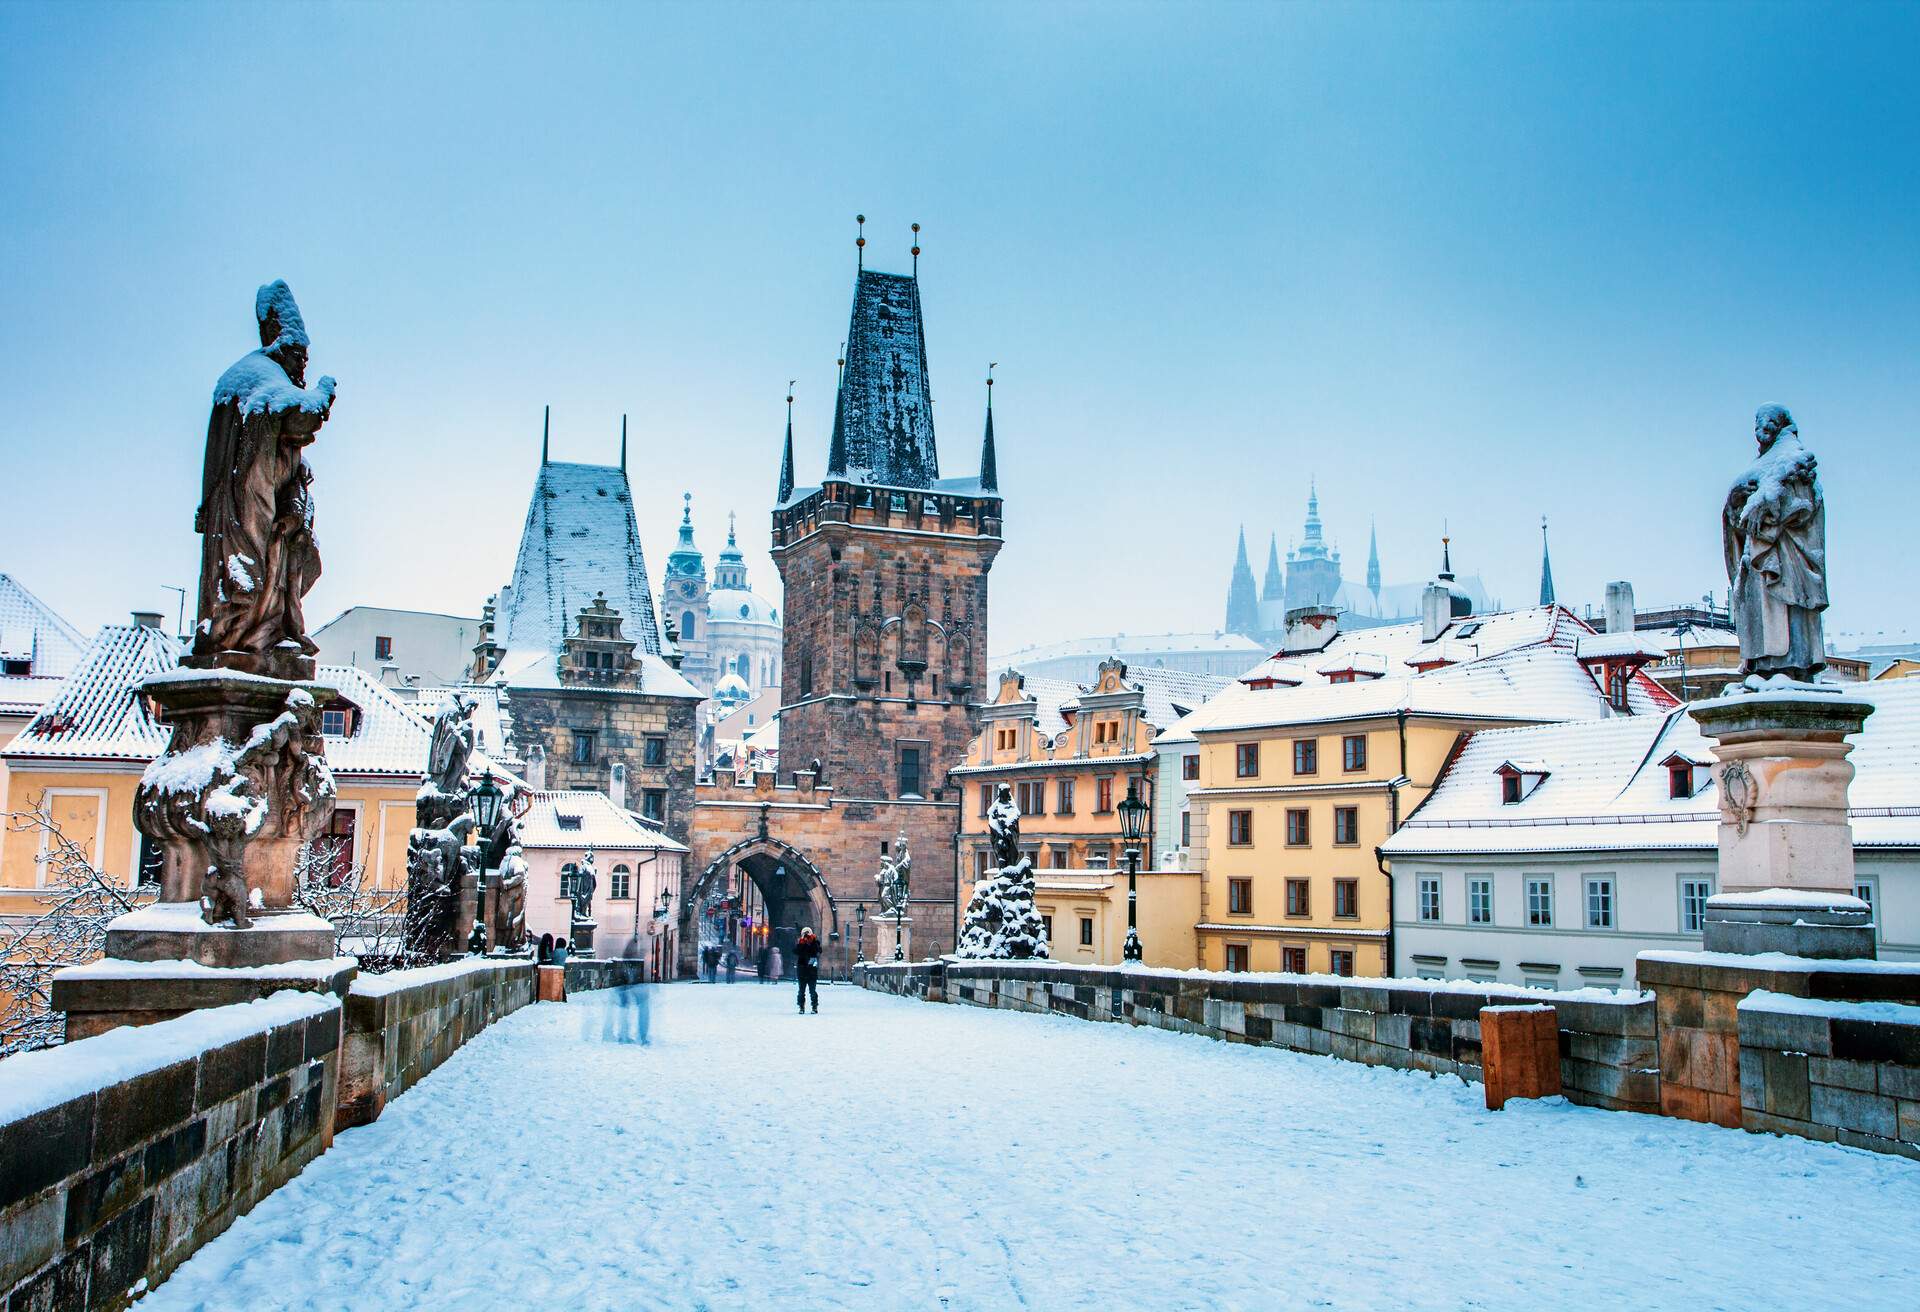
[497,461,661,657]
[517,790,685,852]
[2,624,177,761]
[1383,678,1920,856]
[482,647,702,702]
[994,630,1267,666]
[0,573,87,678]
[315,664,434,776]
[828,269,939,490]
[1177,607,1675,736]
[0,674,66,718]
[990,666,1229,747]
[1574,633,1668,662]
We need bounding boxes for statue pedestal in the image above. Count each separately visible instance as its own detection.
[875,916,911,963]
[571,919,597,959]
[1691,687,1876,959]
[105,900,336,967]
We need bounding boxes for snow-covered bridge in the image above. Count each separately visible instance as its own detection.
[135,984,1919,1311]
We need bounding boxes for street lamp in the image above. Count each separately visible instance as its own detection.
[1118,776,1148,962]
[471,772,504,833]
[856,903,866,965]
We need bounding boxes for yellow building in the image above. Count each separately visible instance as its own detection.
[1876,658,1920,681]
[0,574,90,825]
[1183,604,1678,977]
[0,621,456,905]
[952,661,1225,967]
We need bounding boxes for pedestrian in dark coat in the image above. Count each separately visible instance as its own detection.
[794,927,822,1014]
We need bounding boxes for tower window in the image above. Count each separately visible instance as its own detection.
[681,611,696,640]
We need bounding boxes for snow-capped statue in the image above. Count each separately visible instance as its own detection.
[1723,405,1828,685]
[192,280,336,679]
[955,784,1049,960]
[427,692,477,798]
[877,831,911,916]
[571,846,599,924]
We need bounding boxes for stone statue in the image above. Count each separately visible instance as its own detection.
[192,281,336,678]
[1724,405,1828,684]
[571,847,598,923]
[427,693,477,797]
[877,832,912,916]
[986,784,1022,869]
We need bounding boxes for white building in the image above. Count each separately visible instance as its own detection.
[1382,680,1920,988]
[312,605,479,690]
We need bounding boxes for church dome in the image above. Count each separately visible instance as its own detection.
[713,670,752,707]
[708,588,778,627]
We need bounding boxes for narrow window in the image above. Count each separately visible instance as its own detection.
[1056,779,1074,814]
[1585,877,1615,929]
[610,866,632,900]
[573,731,597,765]
[1669,764,1694,800]
[643,735,667,767]
[374,635,393,661]
[1235,743,1259,778]
[1342,735,1367,772]
[1227,810,1252,846]
[1329,949,1355,977]
[1183,753,1200,781]
[1286,809,1309,846]
[800,656,813,696]
[1418,876,1441,922]
[1334,879,1358,919]
[1286,879,1310,917]
[1526,877,1554,927]
[897,746,922,798]
[1224,944,1250,973]
[1680,877,1713,934]
[1333,806,1359,845]
[1041,915,1053,942]
[1293,739,1318,775]
[1468,876,1492,925]
[1180,811,1191,847]
[1282,946,1307,974]
[1079,917,1094,947]
[1096,776,1114,813]
[1228,878,1253,915]
[1502,773,1523,804]
[642,790,666,823]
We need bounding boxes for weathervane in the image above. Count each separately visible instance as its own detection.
[856,213,866,270]
[912,222,921,276]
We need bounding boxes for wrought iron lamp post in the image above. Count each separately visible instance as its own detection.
[1118,777,1148,962]
[856,903,866,966]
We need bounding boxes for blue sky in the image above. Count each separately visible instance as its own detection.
[2,2,1915,653]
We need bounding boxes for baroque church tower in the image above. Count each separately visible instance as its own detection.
[663,493,712,693]
[772,262,1003,797]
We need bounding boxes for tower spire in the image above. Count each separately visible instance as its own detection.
[856,213,866,272]
[1538,514,1556,608]
[620,413,627,472]
[1261,533,1284,602]
[1366,517,1382,613]
[911,222,921,278]
[1225,526,1259,635]
[979,364,998,492]
[777,382,796,503]
[541,404,550,464]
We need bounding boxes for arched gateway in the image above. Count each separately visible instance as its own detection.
[677,835,838,978]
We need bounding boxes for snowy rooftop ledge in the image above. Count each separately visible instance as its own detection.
[911,956,1649,1004]
[1740,989,1920,1027]
[348,954,526,998]
[0,990,336,1127]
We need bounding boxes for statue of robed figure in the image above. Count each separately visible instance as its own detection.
[193,280,336,678]
[1723,405,1828,684]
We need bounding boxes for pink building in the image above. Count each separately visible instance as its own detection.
[518,790,685,975]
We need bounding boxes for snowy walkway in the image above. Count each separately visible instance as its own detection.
[139,983,1919,1312]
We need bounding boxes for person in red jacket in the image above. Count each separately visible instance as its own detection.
[794,927,822,1014]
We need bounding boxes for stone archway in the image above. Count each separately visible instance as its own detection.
[676,837,839,979]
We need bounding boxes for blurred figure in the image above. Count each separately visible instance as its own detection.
[770,943,783,985]
[724,945,738,985]
[594,983,651,1044]
[795,927,821,1014]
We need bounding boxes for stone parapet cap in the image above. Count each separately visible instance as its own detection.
[1691,686,1875,744]
[1636,948,1920,1001]
[51,956,356,1015]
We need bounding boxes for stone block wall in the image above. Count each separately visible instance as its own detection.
[563,958,649,991]
[507,686,699,844]
[857,961,1658,1111]
[0,993,340,1311]
[335,958,534,1130]
[1737,991,1920,1161]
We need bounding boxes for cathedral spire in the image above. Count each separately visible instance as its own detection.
[1261,533,1284,602]
[778,384,796,503]
[1538,515,1556,608]
[979,364,998,492]
[1366,518,1382,612]
[1225,526,1259,635]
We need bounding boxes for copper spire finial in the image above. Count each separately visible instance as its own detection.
[911,221,921,277]
[856,214,866,270]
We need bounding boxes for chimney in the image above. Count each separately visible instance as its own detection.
[1605,581,1635,634]
[609,761,627,809]
[1421,583,1450,642]
[131,611,163,630]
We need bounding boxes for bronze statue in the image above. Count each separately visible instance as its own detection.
[1724,405,1828,683]
[571,848,599,923]
[193,281,336,677]
[877,831,912,915]
[426,693,477,798]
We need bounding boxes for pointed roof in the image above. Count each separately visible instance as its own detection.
[1261,535,1284,601]
[1290,482,1332,563]
[1366,520,1382,596]
[1538,516,1557,607]
[2,623,176,761]
[826,269,939,489]
[713,512,750,591]
[1225,527,1259,635]
[979,403,998,493]
[665,493,704,582]
[498,459,662,656]
[777,397,796,504]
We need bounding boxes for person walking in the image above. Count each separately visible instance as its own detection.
[769,944,784,986]
[794,927,821,1014]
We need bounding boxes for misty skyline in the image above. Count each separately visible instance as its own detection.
[3,3,1916,654]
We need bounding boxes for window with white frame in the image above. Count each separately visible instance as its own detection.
[1418,876,1441,922]
[1526,876,1553,927]
[610,866,632,900]
[1585,877,1615,929]
[1679,877,1713,934]
[1468,877,1493,925]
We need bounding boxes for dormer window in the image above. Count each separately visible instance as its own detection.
[1496,760,1551,804]
[1661,752,1709,800]
[321,708,350,737]
[556,814,582,831]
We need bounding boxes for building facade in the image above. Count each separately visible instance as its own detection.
[950,660,1223,967]
[474,440,703,844]
[1182,601,1678,977]
[680,256,1003,974]
[660,497,783,702]
[311,605,479,691]
[1383,683,1920,987]
[515,789,685,971]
